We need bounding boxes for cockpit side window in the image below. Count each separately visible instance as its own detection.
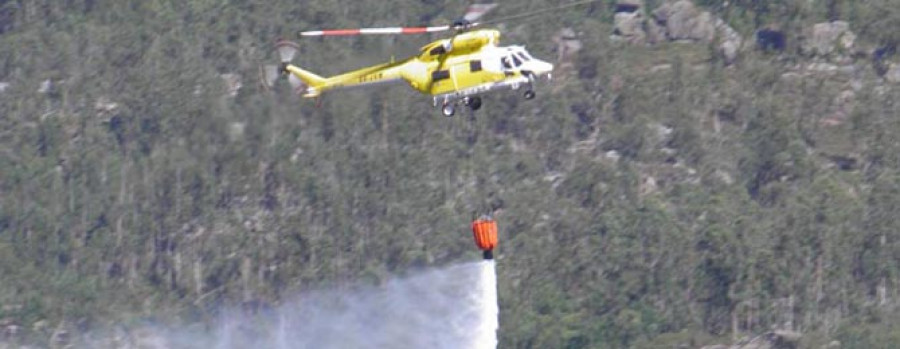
[512,55,522,67]
[517,52,530,61]
[429,44,446,56]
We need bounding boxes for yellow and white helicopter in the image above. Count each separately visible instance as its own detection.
[260,3,561,117]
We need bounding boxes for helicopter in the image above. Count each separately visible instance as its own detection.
[260,3,565,117]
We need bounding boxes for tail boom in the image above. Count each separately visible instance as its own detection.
[285,65,327,97]
[285,60,414,97]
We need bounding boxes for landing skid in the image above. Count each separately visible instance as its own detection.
[433,76,539,117]
[436,90,537,117]
[440,96,481,117]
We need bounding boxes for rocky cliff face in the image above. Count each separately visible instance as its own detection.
[1,1,900,348]
[609,0,900,73]
[612,0,743,63]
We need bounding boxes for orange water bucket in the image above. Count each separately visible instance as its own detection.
[472,218,498,253]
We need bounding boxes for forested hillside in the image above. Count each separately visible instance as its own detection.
[1,0,900,347]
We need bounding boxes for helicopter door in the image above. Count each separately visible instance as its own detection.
[500,55,517,76]
[450,63,468,89]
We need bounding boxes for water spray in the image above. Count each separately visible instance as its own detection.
[471,216,499,348]
[67,219,503,348]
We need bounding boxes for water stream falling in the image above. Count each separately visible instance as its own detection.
[74,261,499,349]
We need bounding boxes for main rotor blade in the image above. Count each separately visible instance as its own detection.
[300,26,450,37]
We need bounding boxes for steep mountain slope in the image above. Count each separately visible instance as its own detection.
[0,1,899,347]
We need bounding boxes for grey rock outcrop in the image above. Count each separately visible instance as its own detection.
[37,79,52,94]
[654,0,709,41]
[821,89,856,126]
[885,62,900,83]
[613,11,647,44]
[717,17,743,64]
[645,16,667,44]
[612,0,648,44]
[221,73,242,97]
[643,0,743,63]
[803,21,856,56]
[822,340,841,348]
[553,28,583,64]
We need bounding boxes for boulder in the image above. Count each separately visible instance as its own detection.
[37,79,52,94]
[611,0,744,64]
[652,0,721,42]
[645,17,667,44]
[605,150,622,163]
[221,73,242,97]
[804,21,856,56]
[885,62,900,83]
[691,11,717,42]
[721,39,740,63]
[663,0,700,40]
[94,96,119,113]
[831,89,855,121]
[0,318,20,341]
[807,62,839,73]
[649,0,742,62]
[716,18,743,63]
[553,28,582,63]
[612,0,647,44]
[613,11,647,44]
[639,174,658,196]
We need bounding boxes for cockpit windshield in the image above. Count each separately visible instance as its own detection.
[499,48,535,71]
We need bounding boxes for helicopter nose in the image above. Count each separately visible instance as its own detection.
[527,60,554,78]
[538,61,554,75]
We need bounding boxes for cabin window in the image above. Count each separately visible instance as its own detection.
[512,55,522,67]
[470,60,482,72]
[431,70,450,81]
[429,45,446,56]
[517,52,530,61]
[501,57,512,70]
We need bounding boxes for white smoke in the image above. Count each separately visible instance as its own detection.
[74,261,498,349]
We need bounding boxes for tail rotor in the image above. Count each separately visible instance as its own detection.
[275,40,298,63]
[259,40,306,94]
